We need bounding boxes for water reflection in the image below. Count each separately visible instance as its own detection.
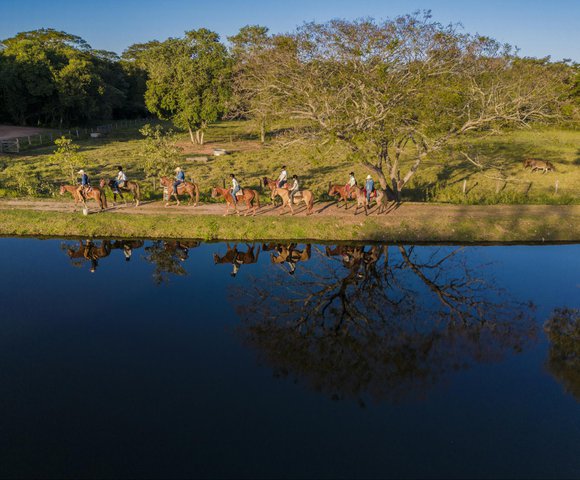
[234,245,538,403]
[54,238,580,404]
[263,243,312,275]
[144,240,200,284]
[212,243,261,277]
[544,308,580,400]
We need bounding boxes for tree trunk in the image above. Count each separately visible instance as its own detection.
[260,118,266,144]
[187,126,196,145]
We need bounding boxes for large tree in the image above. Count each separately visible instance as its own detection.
[142,29,231,145]
[228,25,278,143]
[261,13,573,201]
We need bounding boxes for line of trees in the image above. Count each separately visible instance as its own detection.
[0,29,148,126]
[1,15,578,198]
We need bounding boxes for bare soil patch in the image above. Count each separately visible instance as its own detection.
[0,125,51,140]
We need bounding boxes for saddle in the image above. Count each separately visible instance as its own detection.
[235,190,244,197]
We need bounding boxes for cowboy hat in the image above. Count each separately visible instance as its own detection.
[367,175,372,180]
[175,166,182,172]
[77,169,85,174]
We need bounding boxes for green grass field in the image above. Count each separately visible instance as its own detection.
[1,119,578,204]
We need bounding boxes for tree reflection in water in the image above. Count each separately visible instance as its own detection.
[144,240,200,284]
[544,308,580,401]
[235,244,537,404]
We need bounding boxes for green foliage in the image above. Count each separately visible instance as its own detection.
[141,29,231,144]
[50,136,85,183]
[139,123,183,182]
[0,28,146,126]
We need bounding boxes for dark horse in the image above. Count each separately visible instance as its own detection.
[99,178,141,206]
[160,176,200,207]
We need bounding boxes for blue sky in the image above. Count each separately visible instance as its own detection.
[1,0,578,60]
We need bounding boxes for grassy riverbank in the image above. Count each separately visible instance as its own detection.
[1,205,579,242]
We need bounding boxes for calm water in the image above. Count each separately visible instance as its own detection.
[0,238,578,479]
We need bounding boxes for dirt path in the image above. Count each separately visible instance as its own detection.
[0,125,51,140]
[1,198,578,222]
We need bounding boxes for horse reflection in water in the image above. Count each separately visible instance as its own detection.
[63,239,145,272]
[263,243,312,275]
[234,244,537,405]
[213,243,260,277]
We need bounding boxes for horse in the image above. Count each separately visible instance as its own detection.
[211,186,261,216]
[59,184,107,210]
[272,186,314,215]
[99,178,141,206]
[328,184,369,215]
[269,243,312,274]
[262,177,288,202]
[65,240,112,272]
[213,243,261,276]
[159,176,200,207]
[523,158,555,173]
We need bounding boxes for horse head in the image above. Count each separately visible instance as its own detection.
[328,185,337,196]
[99,178,106,189]
[212,253,220,264]
[59,185,66,195]
[211,187,219,198]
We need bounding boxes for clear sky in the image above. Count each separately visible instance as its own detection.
[1,0,578,60]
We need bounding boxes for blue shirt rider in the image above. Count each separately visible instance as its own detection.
[173,167,185,194]
[365,175,375,203]
[77,169,90,199]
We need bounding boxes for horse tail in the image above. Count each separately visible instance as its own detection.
[134,182,140,201]
[255,190,261,209]
[308,192,314,212]
[195,184,200,205]
[101,188,108,209]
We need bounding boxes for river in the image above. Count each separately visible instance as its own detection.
[0,238,578,478]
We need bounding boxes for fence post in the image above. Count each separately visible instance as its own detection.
[39,134,42,144]
[76,129,79,138]
[462,179,467,195]
[555,180,559,194]
[28,136,32,146]
[15,138,20,153]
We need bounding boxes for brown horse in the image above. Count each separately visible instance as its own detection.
[211,186,261,216]
[65,240,112,272]
[59,184,107,210]
[272,186,314,215]
[159,176,200,207]
[99,178,141,206]
[328,184,369,215]
[269,243,312,274]
[213,243,261,277]
[262,177,288,202]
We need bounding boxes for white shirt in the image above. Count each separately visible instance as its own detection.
[117,171,127,182]
[348,176,356,187]
[278,170,287,182]
[232,178,239,189]
[290,179,299,191]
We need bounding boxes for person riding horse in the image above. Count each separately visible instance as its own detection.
[365,175,375,204]
[289,174,299,204]
[346,172,357,198]
[277,166,288,188]
[173,167,185,195]
[114,165,127,193]
[230,174,241,204]
[76,169,90,200]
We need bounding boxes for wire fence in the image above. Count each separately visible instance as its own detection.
[0,118,152,153]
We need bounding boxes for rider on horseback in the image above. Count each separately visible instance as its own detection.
[277,166,288,188]
[345,172,357,198]
[114,165,127,193]
[365,174,375,204]
[76,169,90,199]
[231,173,240,204]
[173,167,185,195]
[289,174,299,204]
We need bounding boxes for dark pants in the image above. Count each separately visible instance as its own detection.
[278,180,287,188]
[173,180,182,194]
[367,190,372,203]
